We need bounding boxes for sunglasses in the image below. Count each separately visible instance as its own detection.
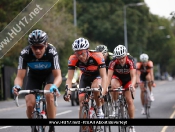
[74,51,87,57]
[117,56,126,60]
[31,45,45,50]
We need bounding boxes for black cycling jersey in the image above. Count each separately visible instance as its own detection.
[18,43,60,76]
[105,52,114,70]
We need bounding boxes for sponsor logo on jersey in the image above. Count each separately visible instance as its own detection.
[27,62,51,70]
[49,48,57,55]
[21,49,29,55]
[102,58,105,62]
[68,60,71,65]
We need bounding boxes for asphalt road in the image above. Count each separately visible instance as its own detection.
[0,80,175,132]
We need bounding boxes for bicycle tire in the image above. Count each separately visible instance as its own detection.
[80,106,91,132]
[144,91,151,118]
[31,111,45,132]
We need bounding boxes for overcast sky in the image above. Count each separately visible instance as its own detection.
[144,0,175,19]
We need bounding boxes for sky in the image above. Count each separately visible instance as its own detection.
[144,0,175,19]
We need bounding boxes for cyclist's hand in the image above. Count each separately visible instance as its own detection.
[12,85,21,96]
[99,95,105,105]
[129,85,135,92]
[63,94,71,102]
[151,81,156,87]
[49,84,61,97]
[135,82,140,88]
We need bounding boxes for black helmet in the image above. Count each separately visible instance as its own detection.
[28,29,48,45]
[95,45,108,54]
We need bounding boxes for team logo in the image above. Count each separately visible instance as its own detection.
[21,49,29,55]
[49,48,57,55]
[68,60,71,65]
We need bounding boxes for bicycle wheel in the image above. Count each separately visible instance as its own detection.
[144,91,150,118]
[80,106,91,132]
[31,111,45,132]
[103,102,112,132]
[117,102,127,132]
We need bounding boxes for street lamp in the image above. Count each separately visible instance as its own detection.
[123,2,145,51]
[73,0,77,38]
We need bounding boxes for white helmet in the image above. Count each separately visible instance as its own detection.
[113,45,127,58]
[140,53,149,62]
[72,37,89,51]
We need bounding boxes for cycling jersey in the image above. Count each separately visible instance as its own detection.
[68,51,106,76]
[105,52,114,70]
[108,55,136,87]
[18,43,60,76]
[136,61,153,81]
[136,61,153,74]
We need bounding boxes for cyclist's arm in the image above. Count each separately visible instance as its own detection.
[14,69,26,87]
[52,69,62,88]
[66,69,75,94]
[136,70,141,83]
[130,69,137,87]
[99,67,107,95]
[107,69,114,87]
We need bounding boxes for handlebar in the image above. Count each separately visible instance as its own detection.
[14,89,58,107]
[108,86,134,99]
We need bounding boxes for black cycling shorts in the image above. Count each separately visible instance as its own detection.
[79,73,100,94]
[25,73,54,90]
[140,72,148,81]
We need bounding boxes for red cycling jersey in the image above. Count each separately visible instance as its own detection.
[68,51,106,76]
[108,55,136,88]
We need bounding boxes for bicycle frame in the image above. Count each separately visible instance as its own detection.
[14,89,58,132]
[143,81,151,118]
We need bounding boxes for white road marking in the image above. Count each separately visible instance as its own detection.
[56,110,72,116]
[161,105,175,132]
[0,110,72,130]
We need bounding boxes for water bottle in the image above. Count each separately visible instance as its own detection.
[89,107,95,119]
[41,111,47,119]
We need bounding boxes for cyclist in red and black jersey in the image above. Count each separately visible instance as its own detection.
[107,45,136,132]
[64,37,107,118]
[136,53,156,115]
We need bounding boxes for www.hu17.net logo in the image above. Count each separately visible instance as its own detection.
[170,11,175,18]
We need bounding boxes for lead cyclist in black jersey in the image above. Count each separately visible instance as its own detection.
[12,29,62,132]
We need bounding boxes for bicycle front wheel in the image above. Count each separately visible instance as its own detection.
[31,111,45,132]
[80,106,91,132]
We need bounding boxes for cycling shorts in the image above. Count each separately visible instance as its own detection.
[25,73,54,90]
[112,75,131,89]
[79,73,101,94]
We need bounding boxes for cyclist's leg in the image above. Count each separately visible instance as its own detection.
[111,76,120,102]
[123,81,135,119]
[78,74,91,118]
[146,73,154,101]
[25,75,42,118]
[110,76,120,115]
[140,74,146,114]
[44,73,56,118]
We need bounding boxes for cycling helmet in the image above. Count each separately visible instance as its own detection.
[140,53,149,62]
[28,29,48,45]
[95,45,108,54]
[72,37,89,51]
[113,45,127,58]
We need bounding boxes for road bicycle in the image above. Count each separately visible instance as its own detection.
[108,86,134,132]
[65,85,110,132]
[14,89,58,132]
[142,81,152,118]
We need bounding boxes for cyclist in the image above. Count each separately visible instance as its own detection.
[65,67,81,106]
[64,37,107,119]
[136,53,156,115]
[95,45,114,71]
[107,45,136,132]
[12,29,62,132]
